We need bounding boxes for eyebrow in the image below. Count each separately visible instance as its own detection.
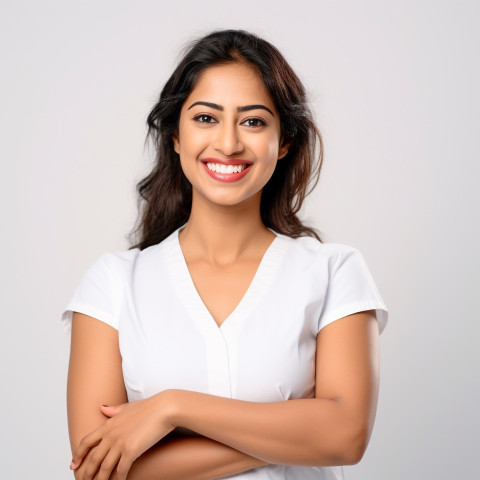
[187,101,274,116]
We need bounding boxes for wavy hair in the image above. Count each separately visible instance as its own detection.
[129,29,324,250]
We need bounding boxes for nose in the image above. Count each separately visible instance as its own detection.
[213,122,244,156]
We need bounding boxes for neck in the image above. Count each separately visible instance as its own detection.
[178,190,274,264]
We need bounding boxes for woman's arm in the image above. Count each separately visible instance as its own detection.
[126,435,266,480]
[168,310,380,466]
[67,313,267,480]
[72,310,380,479]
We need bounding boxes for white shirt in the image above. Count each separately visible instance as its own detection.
[62,226,388,479]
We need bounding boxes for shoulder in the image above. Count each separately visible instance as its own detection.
[101,247,142,268]
[272,235,368,296]
[96,248,141,270]
[96,233,176,277]
[84,234,182,305]
[279,234,362,269]
[86,249,141,288]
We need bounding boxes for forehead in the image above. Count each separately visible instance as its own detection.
[184,62,275,109]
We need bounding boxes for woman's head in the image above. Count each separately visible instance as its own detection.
[131,29,323,249]
[173,61,288,209]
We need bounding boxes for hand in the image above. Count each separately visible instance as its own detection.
[70,391,176,480]
[72,447,119,480]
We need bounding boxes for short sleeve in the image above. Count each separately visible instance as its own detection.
[318,246,388,334]
[61,253,123,337]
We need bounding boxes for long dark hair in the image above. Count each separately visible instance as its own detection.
[129,29,324,250]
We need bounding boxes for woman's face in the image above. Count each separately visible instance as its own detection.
[173,62,289,208]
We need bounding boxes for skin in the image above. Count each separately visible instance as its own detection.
[66,62,380,479]
[172,62,289,326]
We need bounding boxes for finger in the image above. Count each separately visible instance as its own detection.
[115,449,136,480]
[100,404,125,417]
[95,449,120,480]
[71,448,96,479]
[71,429,103,469]
[81,442,111,480]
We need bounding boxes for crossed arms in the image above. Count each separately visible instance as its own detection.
[66,310,379,479]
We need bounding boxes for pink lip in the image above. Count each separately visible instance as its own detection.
[201,159,252,183]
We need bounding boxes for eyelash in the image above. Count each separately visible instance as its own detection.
[193,114,266,128]
[242,117,266,128]
[194,114,216,124]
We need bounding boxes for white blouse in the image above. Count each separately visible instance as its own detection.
[62,226,388,480]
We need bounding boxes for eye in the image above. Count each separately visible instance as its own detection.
[242,117,266,128]
[194,114,216,124]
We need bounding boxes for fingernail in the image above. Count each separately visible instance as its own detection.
[70,461,77,470]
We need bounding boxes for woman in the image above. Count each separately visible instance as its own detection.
[62,29,388,480]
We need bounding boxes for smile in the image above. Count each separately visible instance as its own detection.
[201,159,252,183]
[206,163,249,174]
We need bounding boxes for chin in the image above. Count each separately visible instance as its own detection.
[199,191,260,209]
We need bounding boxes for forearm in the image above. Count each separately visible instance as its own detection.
[168,390,367,466]
[126,434,268,480]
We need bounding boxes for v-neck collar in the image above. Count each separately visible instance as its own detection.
[163,225,290,334]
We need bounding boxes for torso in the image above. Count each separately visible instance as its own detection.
[64,226,387,479]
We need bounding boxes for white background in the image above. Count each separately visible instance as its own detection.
[1,1,479,478]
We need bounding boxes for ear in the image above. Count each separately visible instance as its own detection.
[277,137,291,160]
[172,132,180,154]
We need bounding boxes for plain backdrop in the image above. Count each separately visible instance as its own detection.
[1,1,478,478]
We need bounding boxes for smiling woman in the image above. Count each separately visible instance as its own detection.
[62,29,388,480]
[173,62,288,208]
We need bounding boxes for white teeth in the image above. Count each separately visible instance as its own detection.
[206,163,249,173]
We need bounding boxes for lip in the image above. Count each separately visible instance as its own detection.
[201,157,253,166]
[201,159,252,183]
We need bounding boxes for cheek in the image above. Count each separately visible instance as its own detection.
[178,129,209,156]
[253,135,281,163]
[253,142,280,181]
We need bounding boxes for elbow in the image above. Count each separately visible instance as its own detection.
[314,424,370,466]
[338,425,370,466]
